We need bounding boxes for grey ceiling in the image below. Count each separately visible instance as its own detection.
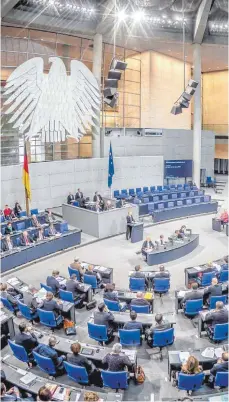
[1,0,228,71]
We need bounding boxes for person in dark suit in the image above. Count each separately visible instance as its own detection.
[20,230,34,246]
[14,202,22,217]
[85,265,104,288]
[45,209,56,224]
[102,343,134,372]
[93,192,100,202]
[33,336,66,376]
[40,292,63,317]
[94,303,114,342]
[67,192,74,204]
[123,311,143,333]
[204,277,223,304]
[69,258,84,278]
[145,313,171,346]
[75,188,83,200]
[130,265,150,288]
[67,342,101,385]
[2,235,14,252]
[23,285,40,314]
[130,292,150,308]
[0,283,19,311]
[141,236,154,259]
[46,270,62,294]
[181,282,204,308]
[205,301,228,329]
[15,322,38,357]
[126,211,135,240]
[4,222,15,235]
[34,227,45,242]
[154,265,170,279]
[66,274,86,307]
[31,214,41,228]
[103,284,127,311]
[208,352,228,387]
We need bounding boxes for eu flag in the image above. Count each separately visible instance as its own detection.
[108,142,114,188]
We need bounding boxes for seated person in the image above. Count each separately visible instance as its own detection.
[181,282,203,308]
[141,236,154,255]
[84,392,100,402]
[20,230,34,246]
[34,227,45,242]
[204,277,223,304]
[94,302,115,342]
[102,343,134,372]
[220,209,228,226]
[0,283,19,311]
[3,205,12,219]
[31,214,41,228]
[67,192,75,204]
[23,284,40,314]
[67,342,99,385]
[175,230,184,239]
[48,223,60,237]
[33,336,65,376]
[85,265,103,288]
[45,209,56,224]
[205,301,228,332]
[208,352,228,387]
[75,188,83,200]
[156,234,167,246]
[66,274,86,307]
[154,265,170,279]
[123,310,143,333]
[39,291,63,317]
[181,355,203,374]
[46,270,63,294]
[4,222,15,235]
[93,191,101,202]
[69,258,84,278]
[105,200,112,211]
[130,265,150,288]
[130,291,150,308]
[95,201,101,213]
[103,284,127,311]
[15,321,38,357]
[145,313,171,346]
[37,386,52,402]
[202,261,218,274]
[2,235,14,252]
[14,201,22,217]
[1,383,23,401]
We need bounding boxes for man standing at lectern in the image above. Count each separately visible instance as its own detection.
[126,211,135,240]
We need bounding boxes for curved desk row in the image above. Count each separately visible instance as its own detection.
[152,202,218,222]
[145,234,199,266]
[1,229,81,273]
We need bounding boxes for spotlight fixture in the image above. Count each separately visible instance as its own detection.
[103,87,117,98]
[104,93,118,108]
[104,79,118,88]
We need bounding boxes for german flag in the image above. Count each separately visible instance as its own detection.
[23,144,31,200]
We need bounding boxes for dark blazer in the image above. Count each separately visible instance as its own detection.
[66,279,84,298]
[15,331,38,355]
[154,271,170,279]
[205,308,228,327]
[102,353,132,372]
[14,204,22,216]
[104,291,119,301]
[204,284,223,297]
[23,290,38,311]
[94,311,114,329]
[5,226,14,235]
[123,321,143,332]
[127,215,135,225]
[75,191,83,200]
[130,298,149,307]
[33,344,62,368]
[146,319,171,337]
[2,239,14,252]
[41,299,63,315]
[46,276,60,294]
[142,240,154,250]
[182,289,203,303]
[93,194,100,202]
[20,234,34,246]
[210,361,228,377]
[67,353,93,373]
[67,194,74,204]
[130,271,149,287]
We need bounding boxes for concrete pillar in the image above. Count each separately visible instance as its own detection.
[92,33,103,158]
[193,43,202,187]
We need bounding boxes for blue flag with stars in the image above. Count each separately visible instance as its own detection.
[108,142,114,188]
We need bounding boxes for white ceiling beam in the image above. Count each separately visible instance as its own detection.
[193,0,213,44]
[1,0,19,18]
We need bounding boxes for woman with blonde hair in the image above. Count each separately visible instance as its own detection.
[181,355,203,374]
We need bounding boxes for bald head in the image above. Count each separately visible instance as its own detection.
[212,277,218,286]
[216,301,224,310]
[136,292,143,299]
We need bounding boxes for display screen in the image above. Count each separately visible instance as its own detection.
[158,203,164,210]
[164,160,193,178]
[81,348,94,355]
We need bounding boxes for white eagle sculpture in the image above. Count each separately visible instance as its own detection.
[3,57,100,142]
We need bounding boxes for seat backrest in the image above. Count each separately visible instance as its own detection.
[142,197,149,203]
[68,266,80,281]
[129,189,135,195]
[37,308,57,328]
[114,190,120,197]
[136,188,141,194]
[215,372,228,388]
[88,322,108,342]
[30,208,39,215]
[152,328,174,347]
[121,189,127,195]
[185,299,203,315]
[1,297,14,313]
[129,277,145,291]
[33,351,56,375]
[178,372,204,391]
[201,272,215,286]
[59,289,74,303]
[131,304,150,313]
[213,323,228,341]
[83,274,97,289]
[219,270,228,283]
[64,361,88,384]
[73,201,79,207]
[16,221,26,231]
[101,370,128,390]
[209,295,227,310]
[8,340,28,363]
[18,301,33,320]
[104,299,120,312]
[206,176,212,183]
[19,211,26,218]
[143,187,148,193]
[154,278,170,292]
[119,329,141,346]
[157,186,162,191]
[150,186,155,192]
[40,283,53,292]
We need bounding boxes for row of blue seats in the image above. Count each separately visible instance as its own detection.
[1,208,39,223]
[133,196,211,215]
[2,222,69,244]
[114,185,198,198]
[140,190,204,202]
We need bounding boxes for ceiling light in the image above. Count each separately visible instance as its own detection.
[162,14,167,18]
[89,8,95,13]
[117,10,126,21]
[168,20,172,24]
[132,10,145,21]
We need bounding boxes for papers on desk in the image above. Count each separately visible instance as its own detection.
[178,290,186,298]
[20,286,29,292]
[96,266,107,272]
[52,386,68,401]
[194,266,202,271]
[215,347,224,358]
[179,352,190,363]
[201,347,215,359]
[16,368,27,375]
[122,349,136,361]
[7,277,20,286]
[34,288,46,299]
[20,372,37,385]
[81,263,88,269]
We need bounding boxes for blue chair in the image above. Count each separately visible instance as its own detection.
[209,295,227,310]
[143,187,148,193]
[16,221,26,231]
[150,186,155,192]
[8,340,30,365]
[210,323,228,342]
[157,186,162,191]
[163,185,169,190]
[30,208,38,215]
[37,309,63,330]
[68,266,80,281]
[1,215,5,222]
[151,328,174,360]
[178,372,204,393]
[119,329,141,346]
[104,299,121,312]
[33,351,56,376]
[131,304,150,313]
[129,277,145,291]
[1,297,15,313]
[153,278,170,296]
[114,190,120,198]
[18,300,38,322]
[101,370,128,390]
[136,187,141,194]
[215,372,228,388]
[19,211,26,218]
[73,201,79,207]
[206,176,213,187]
[184,299,203,317]
[40,283,53,292]
[121,189,128,196]
[84,274,97,290]
[88,322,108,343]
[201,272,216,287]
[64,361,89,384]
[219,270,228,283]
[133,198,140,204]
[129,189,135,196]
[142,197,149,203]
[59,289,74,303]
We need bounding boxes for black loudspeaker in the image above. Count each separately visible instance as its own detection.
[111,59,127,71]
[188,79,198,88]
[179,98,189,108]
[104,79,118,88]
[182,92,192,101]
[171,104,182,115]
[104,94,118,107]
[103,87,117,97]
[108,69,122,80]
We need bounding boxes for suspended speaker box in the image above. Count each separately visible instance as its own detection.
[108,69,122,80]
[104,79,118,88]
[111,59,127,71]
[188,79,198,88]
[103,87,117,97]
[171,104,182,115]
[104,94,118,108]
